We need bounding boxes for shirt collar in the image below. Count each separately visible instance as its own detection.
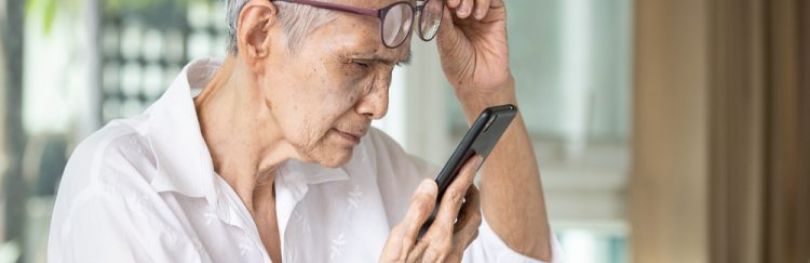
[279,159,350,187]
[145,58,351,204]
[146,58,220,204]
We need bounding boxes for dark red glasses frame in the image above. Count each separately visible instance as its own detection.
[271,0,444,48]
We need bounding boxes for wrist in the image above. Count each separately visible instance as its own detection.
[454,76,518,120]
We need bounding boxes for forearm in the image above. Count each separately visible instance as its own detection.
[456,79,552,261]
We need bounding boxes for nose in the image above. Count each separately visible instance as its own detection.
[355,74,390,120]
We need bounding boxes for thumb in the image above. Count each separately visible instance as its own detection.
[436,7,463,56]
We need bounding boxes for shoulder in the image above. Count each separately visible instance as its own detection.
[49,115,201,262]
[50,117,172,260]
[54,115,158,216]
[63,115,157,186]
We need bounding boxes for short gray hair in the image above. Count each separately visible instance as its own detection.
[226,0,335,54]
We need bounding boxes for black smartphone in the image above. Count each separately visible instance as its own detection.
[419,104,518,237]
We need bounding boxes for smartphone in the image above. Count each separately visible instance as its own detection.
[419,104,518,237]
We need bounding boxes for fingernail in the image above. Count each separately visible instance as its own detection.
[475,156,484,169]
[475,9,486,19]
[418,179,435,194]
[459,5,471,16]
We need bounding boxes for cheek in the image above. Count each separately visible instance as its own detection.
[269,83,360,149]
[266,53,365,148]
[308,67,366,119]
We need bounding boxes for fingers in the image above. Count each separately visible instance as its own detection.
[382,159,483,263]
[420,156,483,262]
[381,179,438,262]
[450,187,483,261]
[454,186,482,242]
[405,242,429,263]
[436,5,457,41]
[433,156,482,228]
[425,186,483,263]
[446,0,492,20]
[401,179,439,242]
[447,0,461,9]
[457,0,474,19]
[421,238,452,263]
[473,0,491,20]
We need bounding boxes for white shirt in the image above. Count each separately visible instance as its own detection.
[48,59,563,262]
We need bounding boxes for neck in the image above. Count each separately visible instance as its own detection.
[194,55,298,211]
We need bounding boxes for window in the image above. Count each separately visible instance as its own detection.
[10,0,632,260]
[385,0,633,261]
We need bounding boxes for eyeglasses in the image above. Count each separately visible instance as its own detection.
[272,0,445,48]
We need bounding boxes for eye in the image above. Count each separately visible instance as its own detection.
[353,61,371,69]
[343,59,374,76]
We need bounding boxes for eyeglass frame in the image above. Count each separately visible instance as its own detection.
[271,0,445,48]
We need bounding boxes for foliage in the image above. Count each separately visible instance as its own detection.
[25,0,209,34]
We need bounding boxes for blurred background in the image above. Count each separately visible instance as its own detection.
[0,0,807,262]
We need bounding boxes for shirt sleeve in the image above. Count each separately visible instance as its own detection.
[463,218,566,263]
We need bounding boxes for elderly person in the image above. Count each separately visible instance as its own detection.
[48,0,562,262]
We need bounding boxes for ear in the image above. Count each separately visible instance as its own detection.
[236,0,281,72]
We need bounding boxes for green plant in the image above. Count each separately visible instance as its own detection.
[25,0,205,34]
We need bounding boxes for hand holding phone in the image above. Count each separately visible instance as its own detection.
[379,168,482,262]
[419,104,518,238]
[380,105,517,261]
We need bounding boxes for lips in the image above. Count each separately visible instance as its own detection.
[332,128,366,145]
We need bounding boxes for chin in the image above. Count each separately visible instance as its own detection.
[313,147,355,168]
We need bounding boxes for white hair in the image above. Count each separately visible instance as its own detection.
[225,0,335,54]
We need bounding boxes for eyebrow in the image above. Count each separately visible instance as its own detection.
[351,50,412,66]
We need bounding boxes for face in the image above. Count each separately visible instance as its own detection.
[258,0,412,167]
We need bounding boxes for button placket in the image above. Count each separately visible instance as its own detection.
[211,177,272,262]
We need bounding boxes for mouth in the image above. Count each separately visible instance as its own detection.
[331,128,365,145]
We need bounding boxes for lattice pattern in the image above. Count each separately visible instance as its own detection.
[100,1,228,123]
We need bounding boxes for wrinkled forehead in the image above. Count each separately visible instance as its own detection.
[316,0,414,63]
